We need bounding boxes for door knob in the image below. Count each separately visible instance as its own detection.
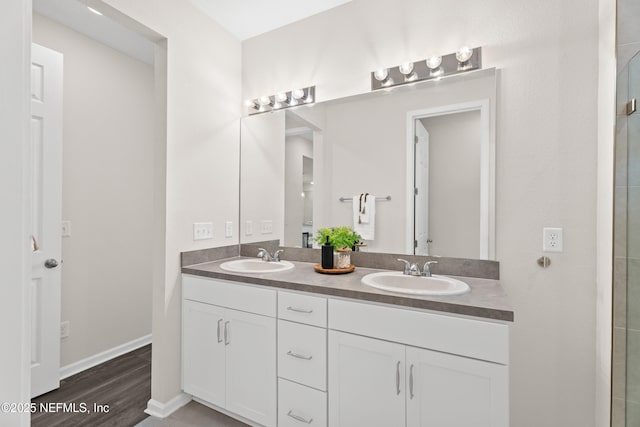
[44,258,59,269]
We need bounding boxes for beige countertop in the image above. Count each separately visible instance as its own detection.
[182,257,513,322]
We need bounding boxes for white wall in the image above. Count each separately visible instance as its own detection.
[95,0,242,406]
[243,0,599,425]
[0,0,32,425]
[32,14,154,367]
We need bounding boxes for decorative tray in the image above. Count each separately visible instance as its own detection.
[313,264,355,274]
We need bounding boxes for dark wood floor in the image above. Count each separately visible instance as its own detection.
[31,344,151,427]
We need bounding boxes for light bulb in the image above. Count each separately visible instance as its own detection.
[456,46,473,63]
[258,96,272,106]
[292,89,305,100]
[399,62,414,75]
[244,99,255,107]
[276,92,288,103]
[373,68,389,82]
[426,56,442,70]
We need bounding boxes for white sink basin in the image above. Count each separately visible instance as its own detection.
[220,259,294,273]
[361,271,470,296]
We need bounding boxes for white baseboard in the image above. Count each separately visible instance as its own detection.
[145,393,192,418]
[59,334,152,380]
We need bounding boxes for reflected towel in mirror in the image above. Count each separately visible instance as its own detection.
[353,193,375,240]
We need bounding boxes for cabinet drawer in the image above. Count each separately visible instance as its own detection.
[328,299,509,365]
[278,291,326,327]
[278,320,326,390]
[183,274,276,317]
[278,378,326,427]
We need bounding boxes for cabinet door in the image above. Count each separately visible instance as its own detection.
[225,308,276,427]
[182,300,226,407]
[406,346,508,427]
[328,330,405,427]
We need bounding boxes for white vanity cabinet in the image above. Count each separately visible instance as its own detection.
[328,299,509,427]
[182,275,277,427]
[277,291,328,427]
[181,272,510,427]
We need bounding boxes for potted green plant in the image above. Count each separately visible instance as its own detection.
[314,226,361,269]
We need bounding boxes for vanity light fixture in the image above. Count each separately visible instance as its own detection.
[246,86,315,115]
[371,47,482,91]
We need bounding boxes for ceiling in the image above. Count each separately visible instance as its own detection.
[32,0,353,64]
[189,0,352,40]
[32,0,155,64]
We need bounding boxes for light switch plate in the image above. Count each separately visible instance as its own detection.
[261,220,273,234]
[245,220,253,236]
[193,222,213,240]
[225,221,233,238]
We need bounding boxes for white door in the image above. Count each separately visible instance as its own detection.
[30,43,63,398]
[328,331,406,427]
[406,346,509,427]
[414,120,430,256]
[182,300,226,407]
[225,309,276,427]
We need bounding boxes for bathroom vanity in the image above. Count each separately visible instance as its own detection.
[181,255,512,427]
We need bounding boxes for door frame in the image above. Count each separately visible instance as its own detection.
[2,1,32,426]
[405,99,494,259]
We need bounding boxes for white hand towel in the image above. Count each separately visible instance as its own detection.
[353,194,375,241]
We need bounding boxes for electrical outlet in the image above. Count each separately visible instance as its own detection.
[261,220,273,234]
[60,321,70,339]
[225,221,233,238]
[245,220,253,236]
[543,227,563,252]
[193,222,213,241]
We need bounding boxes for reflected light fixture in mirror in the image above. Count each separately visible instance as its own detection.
[371,47,482,90]
[246,86,316,115]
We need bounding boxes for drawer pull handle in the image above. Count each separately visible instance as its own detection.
[224,321,230,345]
[409,364,414,399]
[396,361,401,395]
[287,350,313,360]
[287,410,313,424]
[287,306,313,314]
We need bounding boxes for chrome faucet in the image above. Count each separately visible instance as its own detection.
[257,248,273,262]
[422,261,438,277]
[257,248,284,262]
[397,259,421,276]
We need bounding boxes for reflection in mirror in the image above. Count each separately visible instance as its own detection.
[284,114,315,247]
[240,68,496,259]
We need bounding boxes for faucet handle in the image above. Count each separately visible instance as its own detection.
[257,248,272,261]
[273,250,284,262]
[422,260,438,277]
[397,258,411,275]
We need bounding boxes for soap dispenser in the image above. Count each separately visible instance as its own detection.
[321,235,334,269]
